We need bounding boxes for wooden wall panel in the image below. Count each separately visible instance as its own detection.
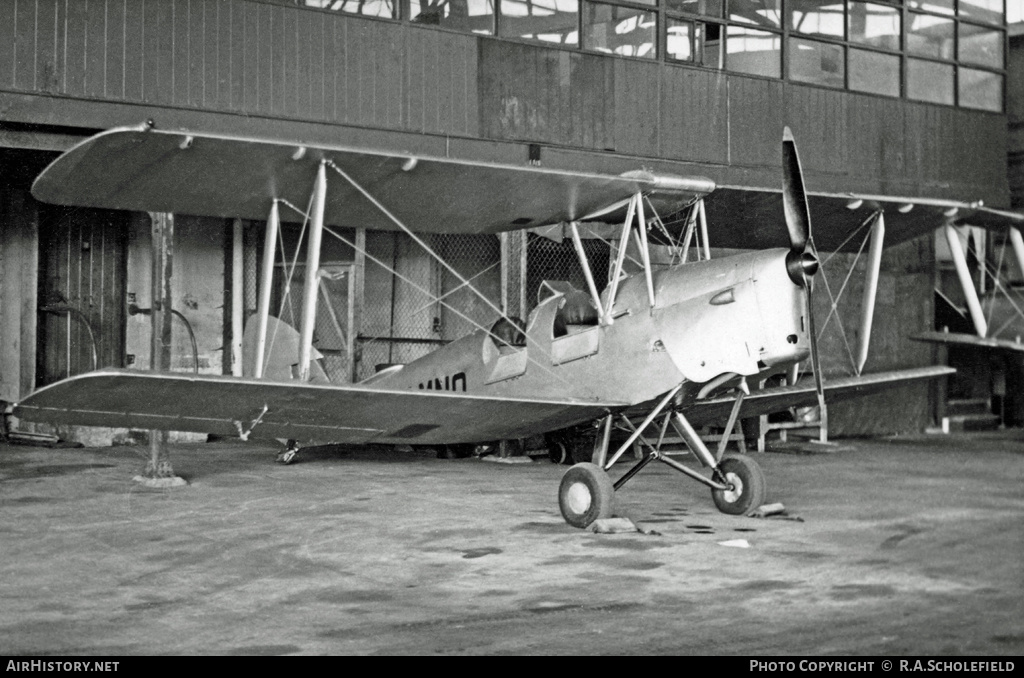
[155,0,175,106]
[309,10,327,122]
[254,1,274,115]
[903,103,926,188]
[186,0,204,108]
[785,84,848,174]
[0,1,14,90]
[140,0,158,103]
[326,13,344,123]
[336,14,356,125]
[728,76,783,167]
[297,7,314,118]
[479,41,612,148]
[614,58,659,157]
[35,0,58,94]
[280,4,299,117]
[64,1,87,97]
[363,19,404,131]
[341,18,364,125]
[405,29,479,137]
[478,41,532,141]
[846,95,908,188]
[104,0,126,100]
[240,0,259,113]
[404,29,433,133]
[569,53,614,150]
[229,0,247,113]
[171,0,190,106]
[123,0,144,102]
[661,65,727,164]
[14,0,36,92]
[216,0,235,111]
[84,0,106,98]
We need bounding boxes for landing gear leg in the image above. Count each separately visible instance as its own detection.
[276,439,300,465]
[556,396,770,526]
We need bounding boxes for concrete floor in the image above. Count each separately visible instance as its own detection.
[0,430,1021,656]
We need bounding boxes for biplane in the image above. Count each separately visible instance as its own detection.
[17,120,1018,528]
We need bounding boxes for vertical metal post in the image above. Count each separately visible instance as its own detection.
[605,195,637,323]
[681,204,697,263]
[500,231,510,316]
[298,163,328,381]
[945,224,988,337]
[254,201,280,379]
[594,414,614,468]
[231,219,244,377]
[569,221,607,321]
[350,228,366,382]
[698,198,711,261]
[147,212,175,479]
[519,230,529,320]
[500,230,526,320]
[636,194,656,308]
[1009,226,1024,288]
[856,212,885,374]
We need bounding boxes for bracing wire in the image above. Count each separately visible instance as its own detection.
[813,243,862,376]
[261,197,312,378]
[322,159,600,395]
[971,237,1024,338]
[319,225,586,394]
[819,215,874,337]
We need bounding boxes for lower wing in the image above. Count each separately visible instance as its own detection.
[913,331,1024,354]
[681,366,955,425]
[13,369,623,445]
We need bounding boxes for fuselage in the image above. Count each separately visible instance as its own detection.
[364,248,811,407]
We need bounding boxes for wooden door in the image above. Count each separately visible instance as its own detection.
[36,207,128,387]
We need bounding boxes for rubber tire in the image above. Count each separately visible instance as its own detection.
[547,439,569,465]
[711,454,767,515]
[559,462,616,528]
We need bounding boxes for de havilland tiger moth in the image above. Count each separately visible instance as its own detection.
[20,121,1017,528]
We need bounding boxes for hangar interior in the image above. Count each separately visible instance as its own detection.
[1,0,1023,447]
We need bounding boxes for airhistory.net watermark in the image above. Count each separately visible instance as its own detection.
[5,662,118,672]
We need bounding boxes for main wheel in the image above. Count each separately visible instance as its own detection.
[558,463,615,528]
[711,454,766,515]
[547,439,569,465]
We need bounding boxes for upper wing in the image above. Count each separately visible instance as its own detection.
[913,331,1024,354]
[31,125,714,234]
[13,368,622,445]
[703,187,1024,252]
[679,366,955,426]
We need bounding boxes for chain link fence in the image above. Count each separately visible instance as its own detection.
[357,231,503,381]
[525,233,611,315]
[244,221,612,384]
